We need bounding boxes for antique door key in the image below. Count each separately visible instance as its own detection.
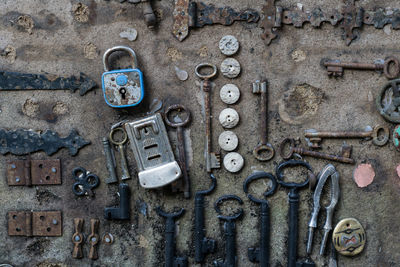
[156,207,187,267]
[280,138,355,164]
[194,174,217,263]
[244,172,277,267]
[323,56,400,79]
[304,125,389,148]
[276,160,313,267]
[195,63,220,173]
[165,104,191,198]
[109,127,130,181]
[252,80,274,161]
[214,195,243,267]
[102,46,144,108]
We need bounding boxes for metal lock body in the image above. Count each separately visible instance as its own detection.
[102,46,144,108]
[125,113,182,188]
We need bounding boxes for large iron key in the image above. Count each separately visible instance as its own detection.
[323,56,400,79]
[252,80,274,161]
[276,160,313,267]
[194,174,217,263]
[213,195,243,267]
[109,127,130,180]
[156,207,187,267]
[304,125,389,149]
[195,63,220,172]
[280,138,355,164]
[244,172,277,267]
[165,104,191,198]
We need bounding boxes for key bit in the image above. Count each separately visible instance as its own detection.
[72,218,84,259]
[306,164,340,256]
[88,218,100,260]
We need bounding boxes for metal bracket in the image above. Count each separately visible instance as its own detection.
[7,159,61,186]
[0,71,96,96]
[8,211,62,237]
[0,129,90,156]
[173,1,259,41]
[261,0,400,46]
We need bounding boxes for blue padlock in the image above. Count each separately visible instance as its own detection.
[102,46,144,108]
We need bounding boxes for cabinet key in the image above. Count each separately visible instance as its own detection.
[280,138,355,164]
[109,127,130,180]
[304,125,389,149]
[323,56,400,79]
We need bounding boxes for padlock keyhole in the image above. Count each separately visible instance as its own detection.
[119,87,126,99]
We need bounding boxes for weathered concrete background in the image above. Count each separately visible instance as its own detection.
[0,0,400,266]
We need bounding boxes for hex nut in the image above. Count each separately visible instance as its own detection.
[220,84,240,104]
[223,152,244,173]
[221,58,241,78]
[219,108,239,129]
[219,35,239,56]
[218,131,239,151]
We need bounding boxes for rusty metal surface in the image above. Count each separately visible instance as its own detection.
[172,0,190,41]
[0,71,96,96]
[0,129,90,156]
[8,211,62,237]
[7,159,61,186]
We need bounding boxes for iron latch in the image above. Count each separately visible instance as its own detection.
[8,211,62,237]
[7,159,61,186]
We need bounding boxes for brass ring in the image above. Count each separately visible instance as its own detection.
[195,63,217,80]
[164,104,191,128]
[109,127,128,145]
[384,56,400,79]
[372,125,389,146]
[253,143,275,161]
[279,138,295,160]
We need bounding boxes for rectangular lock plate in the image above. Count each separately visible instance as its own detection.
[7,159,61,186]
[8,211,62,237]
[125,113,182,188]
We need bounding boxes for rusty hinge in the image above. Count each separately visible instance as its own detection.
[7,159,61,186]
[8,211,62,236]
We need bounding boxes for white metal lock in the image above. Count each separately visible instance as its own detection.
[102,46,144,108]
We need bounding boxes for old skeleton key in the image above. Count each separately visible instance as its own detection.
[214,195,244,267]
[109,127,130,180]
[306,164,340,256]
[276,160,313,267]
[252,80,275,161]
[324,56,400,79]
[244,172,277,267]
[195,63,220,172]
[194,174,217,263]
[280,138,355,164]
[156,207,187,267]
[305,125,389,149]
[165,104,191,198]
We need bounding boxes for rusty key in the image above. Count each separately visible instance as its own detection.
[88,218,100,260]
[165,104,191,199]
[195,63,220,173]
[252,79,274,161]
[324,56,400,79]
[304,125,389,149]
[280,138,355,164]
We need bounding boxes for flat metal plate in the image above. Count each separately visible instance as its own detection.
[31,159,61,185]
[6,160,29,186]
[32,211,62,236]
[8,211,32,236]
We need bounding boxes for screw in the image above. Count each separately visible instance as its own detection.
[51,167,57,173]
[75,236,81,241]
[15,177,20,182]
[11,164,16,169]
[52,219,58,225]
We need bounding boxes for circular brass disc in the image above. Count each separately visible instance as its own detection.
[332,218,366,256]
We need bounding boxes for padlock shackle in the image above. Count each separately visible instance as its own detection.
[103,46,138,72]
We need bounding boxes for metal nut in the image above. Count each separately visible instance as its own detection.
[221,58,241,78]
[220,84,240,104]
[218,131,239,151]
[223,152,244,173]
[219,35,239,56]
[219,108,239,129]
